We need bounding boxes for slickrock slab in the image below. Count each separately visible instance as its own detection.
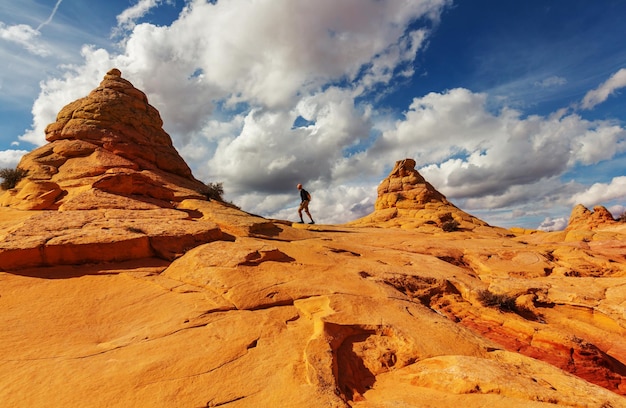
[2,225,625,407]
[0,208,224,269]
[178,198,314,240]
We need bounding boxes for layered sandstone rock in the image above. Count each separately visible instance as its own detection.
[566,204,617,231]
[348,158,490,231]
[0,68,209,210]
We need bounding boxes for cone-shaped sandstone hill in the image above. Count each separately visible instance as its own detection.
[566,204,618,231]
[1,68,209,211]
[1,70,626,407]
[348,158,490,231]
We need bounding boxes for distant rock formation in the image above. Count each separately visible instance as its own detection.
[566,204,616,231]
[348,158,489,230]
[0,68,209,211]
[375,158,448,210]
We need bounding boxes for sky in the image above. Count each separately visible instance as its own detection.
[1,0,625,230]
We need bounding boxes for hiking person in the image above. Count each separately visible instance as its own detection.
[297,183,315,224]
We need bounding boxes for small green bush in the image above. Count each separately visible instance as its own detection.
[0,167,28,190]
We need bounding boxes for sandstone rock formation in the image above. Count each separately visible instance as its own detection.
[348,158,490,231]
[0,68,209,211]
[566,204,617,231]
[1,71,625,408]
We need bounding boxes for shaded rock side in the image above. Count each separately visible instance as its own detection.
[348,158,489,230]
[0,68,209,210]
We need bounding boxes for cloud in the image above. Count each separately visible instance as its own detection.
[0,149,29,168]
[537,216,568,232]
[36,0,63,31]
[206,86,373,195]
[570,176,626,207]
[20,0,450,146]
[0,0,63,56]
[0,22,49,56]
[534,75,567,88]
[114,0,174,35]
[581,68,626,109]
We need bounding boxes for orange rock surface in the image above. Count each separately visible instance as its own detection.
[566,204,618,231]
[1,70,625,407]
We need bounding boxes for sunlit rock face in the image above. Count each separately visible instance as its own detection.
[1,68,209,211]
[566,204,617,231]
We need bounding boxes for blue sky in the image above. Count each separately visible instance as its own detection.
[1,0,625,229]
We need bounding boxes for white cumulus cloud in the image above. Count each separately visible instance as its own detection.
[0,149,29,169]
[537,216,568,232]
[570,176,626,208]
[376,89,625,204]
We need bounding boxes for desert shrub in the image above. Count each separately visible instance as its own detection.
[205,182,225,201]
[477,289,542,322]
[476,289,517,312]
[442,219,460,232]
[0,167,28,190]
[203,181,241,209]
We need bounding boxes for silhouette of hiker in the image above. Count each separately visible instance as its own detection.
[297,183,315,224]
